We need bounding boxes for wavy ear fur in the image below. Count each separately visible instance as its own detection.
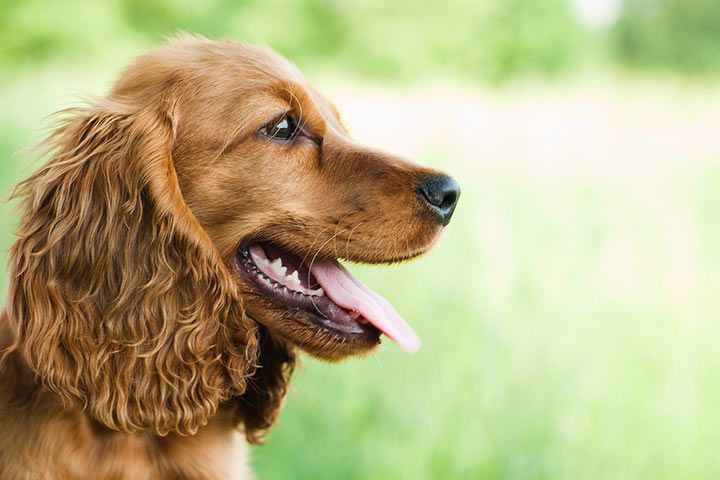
[5,96,259,436]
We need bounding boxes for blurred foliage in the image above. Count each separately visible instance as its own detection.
[0,0,583,82]
[2,0,719,81]
[614,0,720,73]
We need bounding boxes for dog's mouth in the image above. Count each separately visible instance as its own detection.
[232,241,421,353]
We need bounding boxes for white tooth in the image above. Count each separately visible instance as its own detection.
[270,257,286,276]
[287,270,301,288]
[309,288,325,297]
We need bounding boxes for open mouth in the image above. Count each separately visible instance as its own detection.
[232,241,421,353]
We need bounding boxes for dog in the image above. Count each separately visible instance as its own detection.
[0,35,459,479]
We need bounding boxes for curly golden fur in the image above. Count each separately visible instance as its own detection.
[0,35,455,479]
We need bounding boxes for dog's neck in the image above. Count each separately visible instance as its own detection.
[0,311,253,480]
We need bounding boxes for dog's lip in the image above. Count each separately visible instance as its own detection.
[230,242,380,338]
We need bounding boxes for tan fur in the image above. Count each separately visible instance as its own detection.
[0,35,447,479]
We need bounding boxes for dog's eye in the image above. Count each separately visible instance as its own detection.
[260,114,299,141]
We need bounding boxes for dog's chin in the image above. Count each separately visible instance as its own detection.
[230,239,431,359]
[244,305,382,360]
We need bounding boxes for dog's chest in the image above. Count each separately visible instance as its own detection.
[55,414,252,479]
[147,429,253,480]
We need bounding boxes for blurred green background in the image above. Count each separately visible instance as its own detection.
[2,0,720,478]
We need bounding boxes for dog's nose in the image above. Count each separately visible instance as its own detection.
[417,174,460,226]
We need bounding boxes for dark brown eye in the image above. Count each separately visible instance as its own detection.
[260,114,299,141]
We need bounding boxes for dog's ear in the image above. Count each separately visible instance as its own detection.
[5,95,259,436]
[235,327,296,444]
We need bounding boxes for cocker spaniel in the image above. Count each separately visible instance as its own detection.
[0,35,459,479]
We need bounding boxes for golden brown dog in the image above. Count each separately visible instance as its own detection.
[0,35,459,479]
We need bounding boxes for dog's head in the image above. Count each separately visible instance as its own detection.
[5,36,459,442]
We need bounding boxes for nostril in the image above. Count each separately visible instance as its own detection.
[438,189,458,211]
[417,174,461,226]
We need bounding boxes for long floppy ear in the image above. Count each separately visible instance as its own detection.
[5,95,259,436]
[235,326,296,444]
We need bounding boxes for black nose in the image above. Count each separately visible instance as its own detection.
[417,174,460,226]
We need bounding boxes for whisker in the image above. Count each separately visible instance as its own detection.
[300,225,333,270]
[210,119,250,163]
[331,213,354,259]
[282,87,307,138]
[371,351,384,369]
[344,221,364,261]
[307,227,348,317]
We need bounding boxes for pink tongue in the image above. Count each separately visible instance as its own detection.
[310,260,421,353]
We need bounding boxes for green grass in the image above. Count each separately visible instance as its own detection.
[2,69,720,479]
